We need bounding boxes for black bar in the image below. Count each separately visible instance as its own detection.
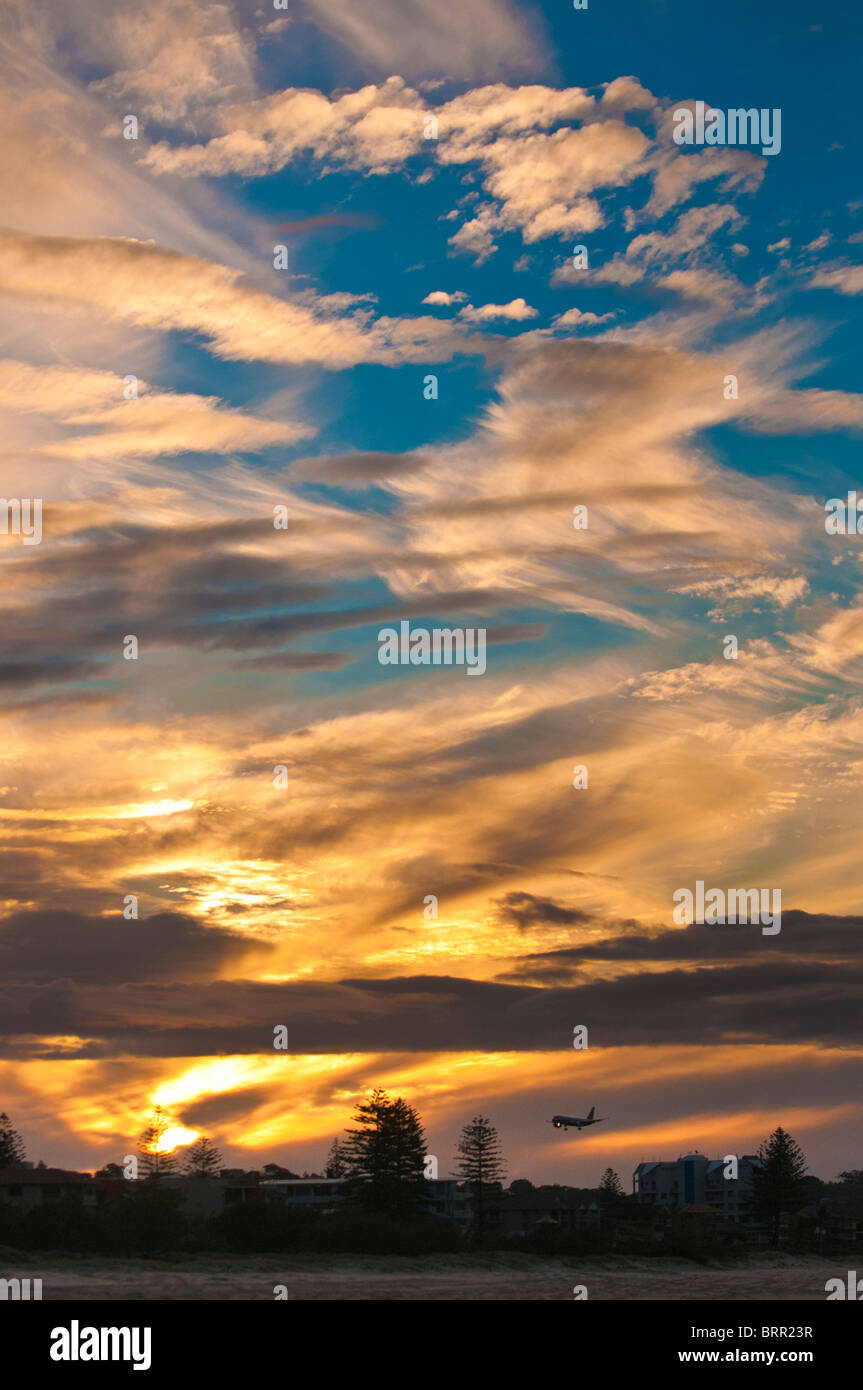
[5,1295,856,1377]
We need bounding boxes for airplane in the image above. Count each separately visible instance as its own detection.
[549,1106,607,1132]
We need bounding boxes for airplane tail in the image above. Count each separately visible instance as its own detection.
[586,1106,595,1121]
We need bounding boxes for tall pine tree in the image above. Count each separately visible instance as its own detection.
[750,1127,808,1245]
[0,1113,26,1168]
[453,1115,506,1241]
[183,1135,222,1177]
[342,1088,427,1216]
[598,1167,625,1208]
[325,1137,347,1178]
[138,1106,179,1178]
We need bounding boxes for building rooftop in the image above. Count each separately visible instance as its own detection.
[0,1167,91,1184]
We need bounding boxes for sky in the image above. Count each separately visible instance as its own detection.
[0,0,862,1188]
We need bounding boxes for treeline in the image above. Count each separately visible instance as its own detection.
[2,1105,860,1257]
[1,1186,856,1259]
[0,1185,464,1257]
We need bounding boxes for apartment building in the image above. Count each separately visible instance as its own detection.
[633,1151,763,1223]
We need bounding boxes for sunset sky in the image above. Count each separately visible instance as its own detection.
[1,0,862,1188]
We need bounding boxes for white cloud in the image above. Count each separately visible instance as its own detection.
[600,76,657,113]
[587,204,750,308]
[459,298,539,322]
[601,204,742,283]
[90,0,257,127]
[445,120,649,247]
[369,332,829,636]
[447,205,501,264]
[0,231,480,369]
[643,126,763,220]
[657,267,744,303]
[675,574,810,614]
[809,264,863,295]
[422,290,468,307]
[551,307,615,329]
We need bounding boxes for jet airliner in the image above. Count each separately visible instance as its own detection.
[549,1106,607,1131]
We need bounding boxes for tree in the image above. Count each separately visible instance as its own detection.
[509,1178,534,1196]
[325,1137,348,1178]
[750,1127,808,1245]
[342,1088,428,1216]
[183,1135,222,1177]
[0,1113,26,1167]
[598,1167,625,1208]
[138,1107,178,1178]
[453,1115,506,1241]
[96,1162,126,1179]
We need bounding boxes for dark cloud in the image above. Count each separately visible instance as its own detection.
[289,450,430,484]
[180,1086,276,1129]
[486,623,549,645]
[2,918,863,1056]
[0,658,102,686]
[226,650,355,671]
[501,910,863,975]
[187,587,510,649]
[494,890,595,930]
[0,909,271,985]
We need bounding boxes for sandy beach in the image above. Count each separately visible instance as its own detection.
[0,1251,843,1300]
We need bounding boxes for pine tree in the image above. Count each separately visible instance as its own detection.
[453,1115,506,1241]
[0,1113,26,1167]
[183,1135,222,1177]
[750,1127,808,1245]
[138,1107,178,1179]
[325,1137,347,1178]
[341,1088,427,1215]
[598,1167,625,1207]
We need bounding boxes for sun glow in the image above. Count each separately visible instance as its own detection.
[155,1124,199,1152]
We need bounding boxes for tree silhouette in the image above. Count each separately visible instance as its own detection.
[750,1127,808,1245]
[95,1162,125,1179]
[0,1113,26,1167]
[138,1107,178,1178]
[453,1115,506,1241]
[262,1162,298,1179]
[325,1137,347,1178]
[598,1167,625,1207]
[342,1088,427,1215]
[183,1135,222,1177]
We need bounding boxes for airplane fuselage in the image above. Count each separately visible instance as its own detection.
[551,1114,597,1130]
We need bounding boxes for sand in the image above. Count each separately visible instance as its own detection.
[0,1251,845,1299]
